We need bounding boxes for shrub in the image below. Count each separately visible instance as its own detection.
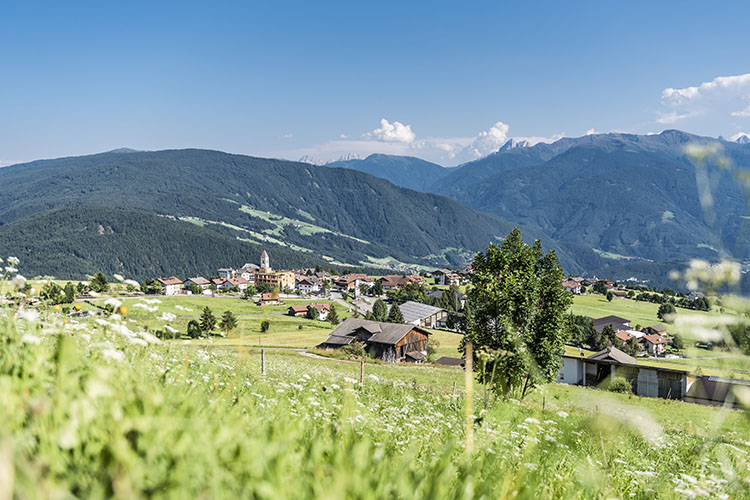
[260,320,270,333]
[607,376,633,394]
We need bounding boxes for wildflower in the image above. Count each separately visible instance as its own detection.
[158,312,176,322]
[4,267,18,274]
[104,298,122,309]
[20,334,41,345]
[12,274,26,289]
[16,308,40,323]
[524,417,540,425]
[7,256,19,266]
[119,305,128,316]
[556,411,568,419]
[124,279,140,288]
[113,274,124,282]
[101,348,125,362]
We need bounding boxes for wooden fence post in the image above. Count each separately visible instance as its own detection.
[452,380,456,398]
[261,348,266,376]
[464,341,474,455]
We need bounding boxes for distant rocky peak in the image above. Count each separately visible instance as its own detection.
[497,138,531,152]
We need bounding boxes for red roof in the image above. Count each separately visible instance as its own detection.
[226,277,248,286]
[616,330,632,342]
[158,276,183,286]
[642,334,667,345]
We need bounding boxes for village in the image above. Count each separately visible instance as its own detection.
[93,249,741,409]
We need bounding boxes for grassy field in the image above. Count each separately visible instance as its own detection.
[2,306,748,498]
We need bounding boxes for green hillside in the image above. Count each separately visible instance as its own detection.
[0,206,341,280]
[0,149,564,274]
[430,130,750,283]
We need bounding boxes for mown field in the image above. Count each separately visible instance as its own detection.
[2,305,749,499]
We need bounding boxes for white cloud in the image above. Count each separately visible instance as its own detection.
[661,74,750,106]
[656,111,693,124]
[730,132,749,141]
[362,118,416,143]
[280,133,294,139]
[658,73,750,133]
[277,118,564,166]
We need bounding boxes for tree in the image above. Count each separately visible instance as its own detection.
[62,282,76,303]
[372,280,383,297]
[243,285,256,298]
[600,324,617,348]
[260,320,271,333]
[328,305,340,325]
[40,282,64,304]
[187,282,202,295]
[90,272,109,293]
[305,306,317,320]
[462,228,572,399]
[621,336,640,357]
[256,283,272,294]
[200,306,216,336]
[387,302,404,323]
[606,291,614,302]
[187,320,202,339]
[219,310,238,336]
[593,281,608,295]
[657,303,677,322]
[372,299,388,322]
[671,333,685,351]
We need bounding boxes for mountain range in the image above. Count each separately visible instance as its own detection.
[2,130,750,288]
[0,149,560,280]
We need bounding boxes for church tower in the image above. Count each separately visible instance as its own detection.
[260,250,271,273]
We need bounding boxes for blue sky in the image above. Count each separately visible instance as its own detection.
[2,1,750,166]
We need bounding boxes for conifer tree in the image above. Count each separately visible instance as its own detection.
[219,310,238,336]
[387,303,404,323]
[200,306,216,336]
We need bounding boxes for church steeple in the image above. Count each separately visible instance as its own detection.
[260,250,270,272]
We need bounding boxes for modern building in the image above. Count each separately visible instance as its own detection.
[398,301,448,329]
[557,346,687,399]
[157,276,183,296]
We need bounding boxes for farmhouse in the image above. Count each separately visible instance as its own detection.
[562,280,581,294]
[257,292,280,306]
[643,324,668,336]
[557,346,687,399]
[334,273,373,295]
[296,276,322,294]
[317,318,431,363]
[398,301,448,329]
[185,277,210,290]
[640,334,667,356]
[157,276,183,296]
[591,315,630,334]
[380,274,424,290]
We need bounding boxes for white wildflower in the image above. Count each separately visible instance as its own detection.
[4,267,18,274]
[113,274,124,282]
[7,256,19,266]
[104,298,122,309]
[137,331,160,344]
[124,279,140,288]
[556,411,568,419]
[101,348,125,362]
[20,334,41,345]
[158,312,176,322]
[12,274,26,289]
[524,417,540,425]
[16,308,39,323]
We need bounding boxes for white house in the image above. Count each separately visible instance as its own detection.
[157,276,184,296]
[297,276,321,294]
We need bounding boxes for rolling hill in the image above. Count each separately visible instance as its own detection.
[0,149,566,278]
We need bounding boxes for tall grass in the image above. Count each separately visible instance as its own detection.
[1,305,749,499]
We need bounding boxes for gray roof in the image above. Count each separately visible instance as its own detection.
[187,277,210,285]
[320,318,430,346]
[588,346,636,365]
[398,301,446,325]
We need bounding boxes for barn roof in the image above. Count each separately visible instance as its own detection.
[588,346,637,365]
[398,301,446,324]
[321,317,430,346]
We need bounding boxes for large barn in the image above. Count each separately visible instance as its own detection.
[317,318,431,363]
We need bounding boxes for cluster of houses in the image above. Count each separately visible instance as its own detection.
[591,315,671,357]
[151,250,474,301]
[561,276,707,302]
